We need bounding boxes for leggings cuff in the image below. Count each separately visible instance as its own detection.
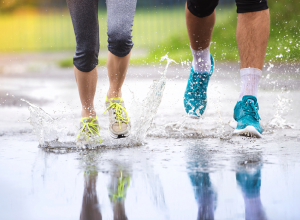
[73,61,98,72]
[108,46,133,57]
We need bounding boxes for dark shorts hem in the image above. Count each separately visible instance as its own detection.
[236,2,268,13]
[187,4,215,18]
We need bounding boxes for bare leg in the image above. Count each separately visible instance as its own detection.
[106,52,131,99]
[237,9,270,70]
[185,3,215,51]
[74,66,98,118]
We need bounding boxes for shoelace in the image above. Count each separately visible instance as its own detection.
[190,75,208,94]
[112,171,130,202]
[77,117,100,138]
[104,97,129,129]
[243,100,261,121]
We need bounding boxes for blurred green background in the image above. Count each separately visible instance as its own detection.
[0,0,299,66]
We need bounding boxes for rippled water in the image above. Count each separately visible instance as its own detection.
[0,60,300,219]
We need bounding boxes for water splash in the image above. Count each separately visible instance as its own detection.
[23,55,175,148]
[266,94,294,129]
[22,99,58,145]
[22,99,76,147]
[130,55,176,142]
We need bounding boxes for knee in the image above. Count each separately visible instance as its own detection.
[107,30,133,57]
[73,47,99,72]
[187,0,219,18]
[235,0,268,13]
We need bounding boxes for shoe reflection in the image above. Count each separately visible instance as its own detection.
[79,148,131,220]
[80,169,130,220]
[109,170,130,220]
[236,168,267,220]
[188,163,217,220]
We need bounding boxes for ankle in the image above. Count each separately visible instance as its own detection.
[107,89,122,99]
[191,46,211,73]
[81,107,96,118]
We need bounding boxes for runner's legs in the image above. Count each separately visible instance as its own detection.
[66,0,137,116]
[106,0,137,99]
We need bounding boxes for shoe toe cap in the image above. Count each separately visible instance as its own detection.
[111,123,130,134]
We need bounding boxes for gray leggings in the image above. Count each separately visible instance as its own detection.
[66,0,137,72]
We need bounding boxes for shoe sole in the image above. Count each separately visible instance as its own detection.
[229,119,262,138]
[109,130,130,139]
[233,126,263,138]
[187,114,201,119]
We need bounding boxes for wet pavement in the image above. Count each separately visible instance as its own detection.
[0,61,300,219]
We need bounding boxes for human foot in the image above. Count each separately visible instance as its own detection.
[105,97,131,139]
[232,95,263,138]
[183,54,214,118]
[77,116,102,147]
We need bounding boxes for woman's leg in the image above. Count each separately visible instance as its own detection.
[107,52,131,99]
[106,0,137,99]
[74,67,98,118]
[66,0,99,118]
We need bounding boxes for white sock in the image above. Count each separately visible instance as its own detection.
[239,68,262,101]
[191,46,211,73]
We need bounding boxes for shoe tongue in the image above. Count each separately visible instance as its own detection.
[195,72,209,78]
[242,95,257,104]
[111,99,121,103]
[83,117,96,123]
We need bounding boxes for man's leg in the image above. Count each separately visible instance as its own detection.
[233,1,270,137]
[183,0,218,118]
[237,9,270,100]
[185,1,217,73]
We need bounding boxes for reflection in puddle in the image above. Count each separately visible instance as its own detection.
[186,144,268,220]
[79,149,131,220]
[189,172,216,220]
[1,136,300,220]
[235,151,267,220]
[236,169,267,220]
[80,168,131,220]
[81,170,103,220]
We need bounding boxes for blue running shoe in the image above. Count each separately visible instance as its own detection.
[233,95,263,138]
[184,54,214,118]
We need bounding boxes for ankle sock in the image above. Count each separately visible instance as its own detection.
[191,46,211,73]
[239,68,262,101]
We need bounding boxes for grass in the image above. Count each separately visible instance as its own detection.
[0,7,186,52]
[1,5,299,66]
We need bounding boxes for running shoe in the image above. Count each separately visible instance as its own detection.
[105,97,131,139]
[184,54,214,118]
[233,95,263,138]
[77,116,102,147]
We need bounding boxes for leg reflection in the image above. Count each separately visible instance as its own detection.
[109,170,130,220]
[189,171,216,220]
[236,169,267,220]
[80,170,102,220]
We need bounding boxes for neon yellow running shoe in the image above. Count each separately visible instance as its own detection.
[105,97,131,139]
[77,116,103,147]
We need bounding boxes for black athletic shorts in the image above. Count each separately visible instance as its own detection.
[187,0,268,18]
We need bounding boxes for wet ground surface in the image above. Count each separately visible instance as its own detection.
[0,61,300,219]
